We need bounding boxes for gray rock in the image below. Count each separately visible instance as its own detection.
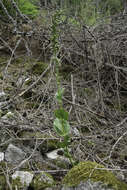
[12,171,34,187]
[32,171,54,189]
[46,148,70,168]
[5,144,25,164]
[39,172,54,184]
[46,149,63,160]
[0,152,4,162]
[62,180,114,190]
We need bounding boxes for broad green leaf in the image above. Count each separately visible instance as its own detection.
[53,118,70,137]
[53,118,64,136]
[54,108,69,120]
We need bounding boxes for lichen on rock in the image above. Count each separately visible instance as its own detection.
[62,161,127,190]
[12,171,34,189]
[31,171,55,190]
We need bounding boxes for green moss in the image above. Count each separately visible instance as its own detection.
[0,175,6,189]
[31,172,54,190]
[19,0,38,18]
[12,176,24,189]
[63,161,127,190]
[30,62,49,75]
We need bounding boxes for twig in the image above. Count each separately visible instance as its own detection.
[18,63,52,98]
[109,130,127,159]
[0,37,13,53]
[105,63,127,72]
[63,97,107,119]
[0,0,16,26]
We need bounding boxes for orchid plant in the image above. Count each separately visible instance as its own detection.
[51,10,74,166]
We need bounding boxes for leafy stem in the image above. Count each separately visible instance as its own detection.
[51,10,74,166]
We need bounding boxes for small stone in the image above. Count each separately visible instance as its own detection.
[46,149,62,160]
[5,144,25,164]
[12,171,34,187]
[46,149,71,168]
[32,171,54,189]
[0,152,4,162]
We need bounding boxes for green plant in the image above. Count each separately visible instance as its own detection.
[51,10,74,166]
[18,0,38,17]
[0,0,38,19]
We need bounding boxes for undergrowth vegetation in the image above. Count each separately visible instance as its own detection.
[0,0,124,25]
[0,0,38,19]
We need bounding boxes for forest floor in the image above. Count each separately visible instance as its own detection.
[0,11,127,189]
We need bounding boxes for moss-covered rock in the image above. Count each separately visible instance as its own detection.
[31,171,54,190]
[12,171,34,189]
[62,161,127,190]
